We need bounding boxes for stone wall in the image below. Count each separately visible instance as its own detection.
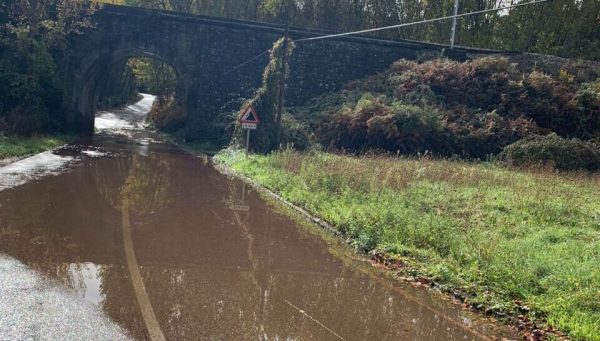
[67,4,501,137]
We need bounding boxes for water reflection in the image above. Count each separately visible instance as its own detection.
[0,138,513,340]
[65,262,105,305]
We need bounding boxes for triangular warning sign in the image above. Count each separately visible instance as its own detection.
[246,111,257,122]
[239,105,260,124]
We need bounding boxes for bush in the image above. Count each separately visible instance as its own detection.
[316,93,454,154]
[570,79,600,139]
[291,57,600,161]
[280,113,310,150]
[0,40,66,135]
[391,57,522,112]
[147,96,185,132]
[499,134,600,171]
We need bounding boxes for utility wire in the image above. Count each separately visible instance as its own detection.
[221,0,553,74]
[296,0,553,42]
[222,49,271,75]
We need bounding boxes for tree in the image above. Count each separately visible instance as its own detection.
[0,0,95,135]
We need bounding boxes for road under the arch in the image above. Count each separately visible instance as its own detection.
[0,95,516,340]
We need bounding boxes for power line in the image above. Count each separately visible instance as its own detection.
[221,0,553,75]
[296,0,553,43]
[222,49,270,76]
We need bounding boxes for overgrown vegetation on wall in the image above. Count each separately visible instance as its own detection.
[287,56,600,170]
[232,38,306,153]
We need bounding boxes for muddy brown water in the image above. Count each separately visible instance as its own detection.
[0,107,516,341]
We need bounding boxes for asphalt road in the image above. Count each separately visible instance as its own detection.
[0,255,130,340]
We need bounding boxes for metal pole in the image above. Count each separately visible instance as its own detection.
[275,0,291,149]
[450,0,459,49]
[246,129,250,155]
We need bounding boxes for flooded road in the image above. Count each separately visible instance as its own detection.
[0,95,515,340]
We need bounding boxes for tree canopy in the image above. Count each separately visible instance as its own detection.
[0,0,95,135]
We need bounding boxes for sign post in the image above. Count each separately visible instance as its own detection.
[239,105,260,154]
[246,129,251,154]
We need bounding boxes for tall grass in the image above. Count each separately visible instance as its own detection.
[216,148,600,341]
[0,135,72,161]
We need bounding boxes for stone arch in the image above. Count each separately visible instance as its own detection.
[72,47,191,134]
[67,5,492,138]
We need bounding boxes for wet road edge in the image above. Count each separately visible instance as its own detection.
[0,142,73,168]
[209,154,521,340]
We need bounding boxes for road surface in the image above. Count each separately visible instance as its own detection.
[0,95,516,340]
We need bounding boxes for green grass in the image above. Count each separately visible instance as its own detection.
[215,148,600,341]
[0,134,73,161]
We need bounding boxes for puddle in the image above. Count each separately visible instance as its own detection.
[0,95,517,340]
[0,255,131,340]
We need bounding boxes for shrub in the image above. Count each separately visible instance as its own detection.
[0,40,66,135]
[570,79,600,139]
[292,57,600,161]
[391,57,522,113]
[499,134,600,171]
[280,113,310,150]
[316,94,454,155]
[147,96,185,132]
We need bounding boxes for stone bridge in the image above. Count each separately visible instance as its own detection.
[68,4,499,135]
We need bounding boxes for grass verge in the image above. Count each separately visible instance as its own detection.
[0,134,73,162]
[215,148,600,341]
